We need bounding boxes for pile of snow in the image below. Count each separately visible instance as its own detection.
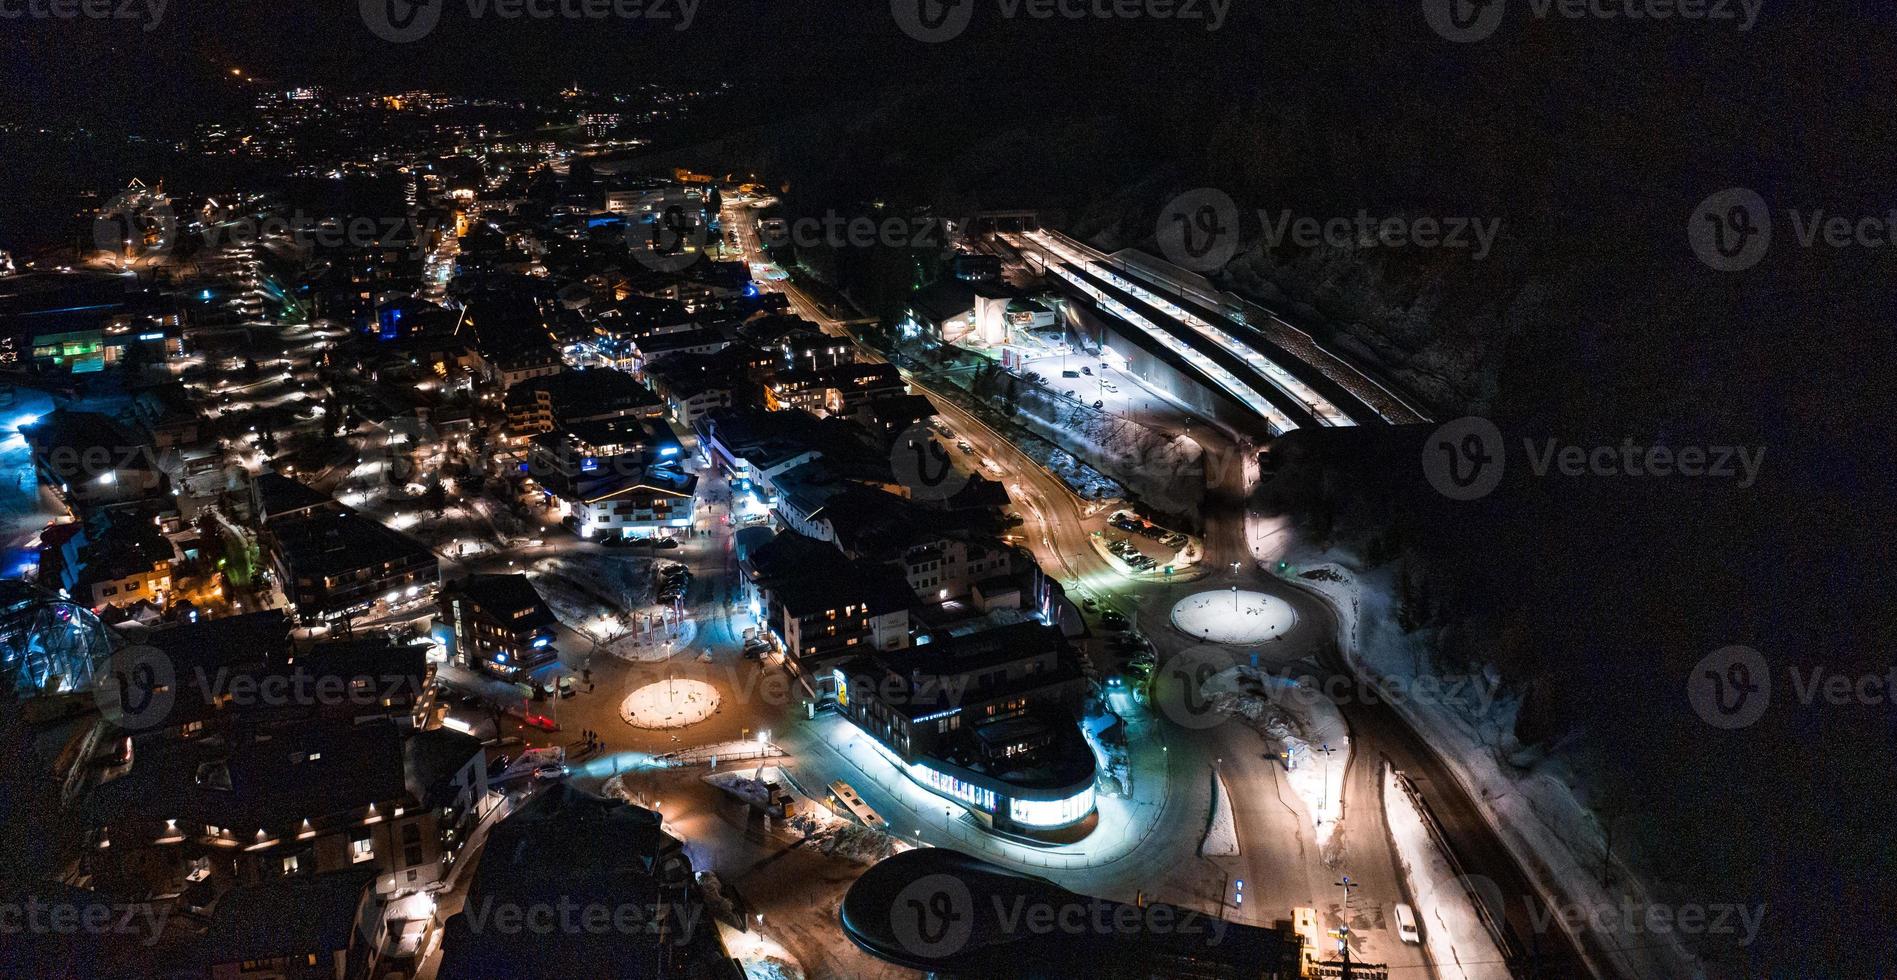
[816,824,900,865]
[741,956,803,980]
[1382,762,1512,980]
[1300,558,1705,979]
[1010,383,1204,514]
[1203,666,1348,852]
[1201,768,1240,857]
[704,770,777,809]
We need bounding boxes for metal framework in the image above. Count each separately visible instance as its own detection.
[0,581,116,697]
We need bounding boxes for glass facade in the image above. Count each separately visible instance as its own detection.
[910,761,997,812]
[1009,785,1096,828]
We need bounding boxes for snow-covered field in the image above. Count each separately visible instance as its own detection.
[1382,762,1512,980]
[1203,666,1348,852]
[1296,557,1706,980]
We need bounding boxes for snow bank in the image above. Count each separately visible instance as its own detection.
[1203,666,1348,852]
[816,824,901,865]
[1202,768,1240,856]
[1010,383,1205,515]
[1300,558,1707,980]
[1382,761,1512,980]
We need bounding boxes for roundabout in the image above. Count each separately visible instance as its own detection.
[1170,588,1297,644]
[620,678,721,729]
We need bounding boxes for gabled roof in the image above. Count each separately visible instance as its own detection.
[453,573,558,631]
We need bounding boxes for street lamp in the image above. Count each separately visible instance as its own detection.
[1315,743,1336,813]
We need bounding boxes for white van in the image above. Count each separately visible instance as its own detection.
[1393,903,1421,945]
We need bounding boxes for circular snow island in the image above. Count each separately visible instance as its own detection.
[1169,590,1298,645]
[620,679,721,729]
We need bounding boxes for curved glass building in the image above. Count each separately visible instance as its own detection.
[0,580,117,697]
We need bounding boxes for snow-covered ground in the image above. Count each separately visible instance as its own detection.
[1201,767,1240,856]
[622,678,721,729]
[1171,589,1298,644]
[1382,761,1512,980]
[1203,666,1348,852]
[1007,383,1205,515]
[1296,557,1706,980]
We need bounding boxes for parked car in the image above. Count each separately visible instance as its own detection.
[1394,904,1421,944]
[1062,369,1081,378]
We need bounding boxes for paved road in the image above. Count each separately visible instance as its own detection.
[722,199,1594,977]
